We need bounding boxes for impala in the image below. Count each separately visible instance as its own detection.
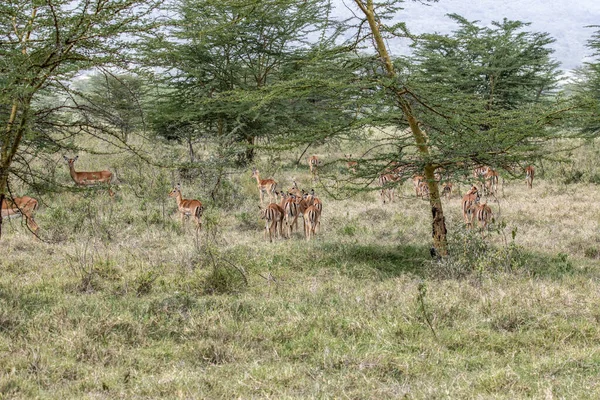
[295,191,310,217]
[442,182,453,199]
[461,185,480,227]
[259,203,284,242]
[251,168,277,205]
[525,165,535,189]
[1,196,39,235]
[418,181,430,199]
[303,204,320,240]
[168,184,203,234]
[345,154,358,173]
[473,165,489,180]
[484,169,499,196]
[378,173,399,204]
[473,202,493,235]
[63,156,115,196]
[307,189,322,232]
[277,191,300,238]
[412,175,424,197]
[307,155,320,179]
[289,179,303,198]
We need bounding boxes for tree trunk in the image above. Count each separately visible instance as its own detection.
[356,0,448,256]
[187,135,195,163]
[245,134,255,163]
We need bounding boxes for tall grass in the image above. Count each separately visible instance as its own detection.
[1,137,600,398]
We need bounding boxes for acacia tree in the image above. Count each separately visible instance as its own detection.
[73,72,148,143]
[146,0,336,164]
[0,0,159,238]
[569,26,600,136]
[341,1,571,256]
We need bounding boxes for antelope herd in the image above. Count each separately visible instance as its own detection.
[3,153,536,242]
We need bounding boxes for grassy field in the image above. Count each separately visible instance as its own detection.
[1,138,600,399]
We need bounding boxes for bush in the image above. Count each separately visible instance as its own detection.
[428,226,523,279]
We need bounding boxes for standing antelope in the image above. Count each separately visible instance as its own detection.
[461,186,480,227]
[307,156,320,180]
[259,203,285,242]
[525,165,535,189]
[484,169,499,196]
[473,202,493,236]
[412,175,424,197]
[289,179,303,198]
[295,192,311,232]
[307,189,323,233]
[251,168,277,205]
[168,184,203,234]
[63,156,115,196]
[442,182,453,199]
[277,191,300,238]
[473,165,489,180]
[378,173,399,204]
[1,196,40,235]
[345,154,358,173]
[303,205,320,240]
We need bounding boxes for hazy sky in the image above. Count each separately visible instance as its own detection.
[334,0,600,71]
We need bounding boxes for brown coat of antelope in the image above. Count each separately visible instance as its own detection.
[378,173,399,204]
[525,165,535,189]
[260,203,285,242]
[307,156,320,180]
[473,165,489,180]
[63,156,115,196]
[1,196,40,235]
[303,205,320,240]
[413,175,424,197]
[461,185,480,227]
[277,192,300,238]
[442,182,453,199]
[289,180,303,198]
[345,154,358,173]
[473,202,493,236]
[306,189,322,233]
[484,169,499,196]
[168,184,203,234]
[251,168,277,205]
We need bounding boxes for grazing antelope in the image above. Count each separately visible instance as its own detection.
[251,168,277,205]
[307,156,320,180]
[378,173,399,204]
[63,156,115,196]
[461,185,480,227]
[412,175,424,197]
[259,203,284,242]
[345,154,358,173]
[303,205,320,240]
[484,169,499,196]
[1,196,40,235]
[473,202,493,236]
[525,165,535,189]
[168,184,203,234]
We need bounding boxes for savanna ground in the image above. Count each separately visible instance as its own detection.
[2,136,600,399]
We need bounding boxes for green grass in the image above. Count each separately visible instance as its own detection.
[2,138,600,398]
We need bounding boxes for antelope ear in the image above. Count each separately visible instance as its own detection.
[62,155,68,161]
[74,155,79,161]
